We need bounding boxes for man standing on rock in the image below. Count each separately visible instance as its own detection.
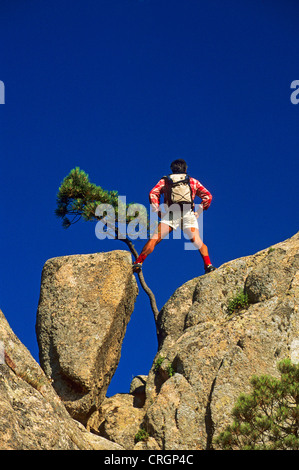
[133,159,216,274]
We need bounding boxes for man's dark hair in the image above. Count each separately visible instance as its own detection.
[170,159,187,174]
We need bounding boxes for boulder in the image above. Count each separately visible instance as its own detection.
[145,373,202,450]
[0,309,123,450]
[90,393,145,450]
[36,250,138,424]
[88,375,148,449]
[143,232,299,449]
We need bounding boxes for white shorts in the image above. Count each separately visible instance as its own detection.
[161,208,199,231]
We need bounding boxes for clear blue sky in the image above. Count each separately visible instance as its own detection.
[0,0,298,396]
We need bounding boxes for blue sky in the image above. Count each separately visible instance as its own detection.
[0,0,298,396]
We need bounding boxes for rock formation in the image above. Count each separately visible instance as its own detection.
[0,233,298,450]
[36,250,138,424]
[89,232,299,450]
[0,308,122,450]
[142,232,299,449]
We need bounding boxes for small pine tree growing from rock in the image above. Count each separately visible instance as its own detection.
[55,167,134,229]
[55,167,159,320]
[214,359,299,450]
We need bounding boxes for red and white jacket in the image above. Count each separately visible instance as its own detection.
[149,175,212,212]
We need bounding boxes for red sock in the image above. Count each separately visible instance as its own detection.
[134,253,147,264]
[203,255,212,268]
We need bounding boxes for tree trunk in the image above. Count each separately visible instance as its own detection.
[120,236,159,323]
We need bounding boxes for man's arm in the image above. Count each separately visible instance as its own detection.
[149,178,166,212]
[191,178,212,210]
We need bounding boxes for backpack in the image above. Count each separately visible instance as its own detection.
[164,173,194,207]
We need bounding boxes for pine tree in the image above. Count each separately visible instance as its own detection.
[55,167,159,320]
[214,359,299,450]
[56,167,130,228]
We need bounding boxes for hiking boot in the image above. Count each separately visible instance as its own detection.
[132,262,143,273]
[205,264,216,274]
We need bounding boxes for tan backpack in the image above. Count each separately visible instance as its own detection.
[164,173,193,207]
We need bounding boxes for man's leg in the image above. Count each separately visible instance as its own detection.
[183,226,216,272]
[133,222,173,272]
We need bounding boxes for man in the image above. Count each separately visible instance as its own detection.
[132,159,216,274]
